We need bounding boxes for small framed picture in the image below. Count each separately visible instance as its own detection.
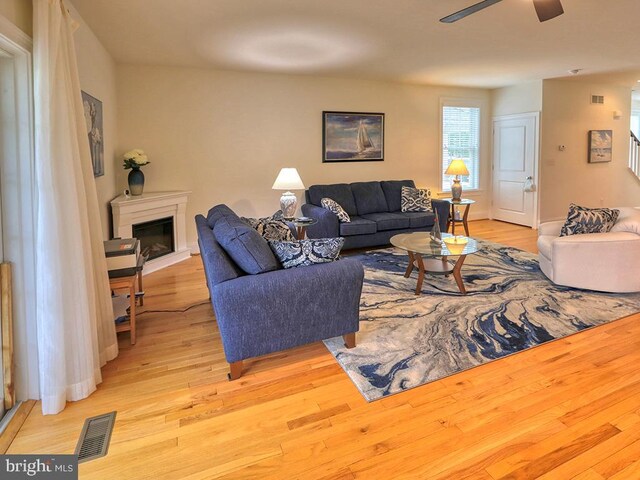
[588,130,612,163]
[322,111,384,162]
[82,91,104,177]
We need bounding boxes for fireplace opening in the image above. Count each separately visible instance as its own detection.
[132,217,175,261]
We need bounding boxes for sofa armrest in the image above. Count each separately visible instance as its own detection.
[431,199,450,232]
[211,258,364,363]
[538,220,564,237]
[301,203,340,239]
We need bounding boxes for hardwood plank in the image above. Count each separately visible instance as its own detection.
[5,221,640,480]
[0,400,35,453]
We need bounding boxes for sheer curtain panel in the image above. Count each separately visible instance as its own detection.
[33,0,117,415]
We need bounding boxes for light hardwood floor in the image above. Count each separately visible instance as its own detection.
[8,220,640,479]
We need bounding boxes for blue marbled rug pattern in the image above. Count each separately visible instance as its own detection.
[324,241,640,401]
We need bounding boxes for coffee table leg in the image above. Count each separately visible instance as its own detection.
[405,251,415,278]
[415,253,425,295]
[442,255,450,277]
[452,255,467,295]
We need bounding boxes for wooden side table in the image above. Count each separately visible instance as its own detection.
[445,199,475,236]
[291,218,317,240]
[110,274,137,345]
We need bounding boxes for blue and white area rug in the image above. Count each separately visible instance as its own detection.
[324,241,640,401]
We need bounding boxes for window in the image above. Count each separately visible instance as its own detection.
[441,103,481,192]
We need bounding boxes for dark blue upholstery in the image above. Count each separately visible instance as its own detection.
[214,216,280,275]
[361,212,411,231]
[351,181,389,215]
[207,204,238,229]
[196,215,244,287]
[380,180,416,212]
[212,259,363,363]
[195,205,363,374]
[301,203,339,238]
[401,212,436,228]
[304,181,451,250]
[307,183,358,216]
[340,216,377,236]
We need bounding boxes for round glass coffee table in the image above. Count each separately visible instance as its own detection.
[390,232,480,295]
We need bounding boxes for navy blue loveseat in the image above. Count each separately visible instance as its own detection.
[302,180,450,249]
[195,204,364,380]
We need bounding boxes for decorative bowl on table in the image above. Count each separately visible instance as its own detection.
[443,235,468,255]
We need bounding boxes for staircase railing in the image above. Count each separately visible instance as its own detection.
[630,131,640,181]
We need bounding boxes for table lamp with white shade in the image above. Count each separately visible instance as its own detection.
[272,168,305,219]
[445,159,470,202]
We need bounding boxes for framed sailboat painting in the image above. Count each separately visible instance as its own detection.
[323,111,384,162]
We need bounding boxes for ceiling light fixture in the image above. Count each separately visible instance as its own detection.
[568,69,582,75]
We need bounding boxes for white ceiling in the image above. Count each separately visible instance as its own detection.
[71,0,640,88]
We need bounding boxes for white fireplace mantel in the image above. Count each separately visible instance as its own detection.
[111,191,191,274]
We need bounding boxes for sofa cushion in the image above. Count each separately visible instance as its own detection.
[307,184,358,216]
[400,212,436,228]
[321,197,351,223]
[241,215,294,241]
[339,216,377,236]
[360,212,411,231]
[206,204,238,229]
[380,180,415,212]
[214,216,280,274]
[269,238,345,269]
[350,181,389,215]
[401,186,432,212]
[560,204,620,237]
[196,215,244,286]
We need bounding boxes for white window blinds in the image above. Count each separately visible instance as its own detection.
[442,105,480,191]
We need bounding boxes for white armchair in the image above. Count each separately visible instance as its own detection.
[537,207,640,293]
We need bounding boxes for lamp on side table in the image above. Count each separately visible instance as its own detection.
[272,168,305,219]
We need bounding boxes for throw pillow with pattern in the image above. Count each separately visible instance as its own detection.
[401,186,432,212]
[321,198,351,223]
[269,237,345,269]
[559,204,620,237]
[241,211,294,241]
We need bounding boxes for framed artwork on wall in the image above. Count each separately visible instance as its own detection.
[322,111,384,162]
[82,90,104,177]
[588,130,612,163]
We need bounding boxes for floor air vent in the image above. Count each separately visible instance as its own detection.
[74,411,117,463]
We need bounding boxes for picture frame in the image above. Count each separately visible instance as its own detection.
[322,111,384,163]
[588,130,612,163]
[82,91,104,177]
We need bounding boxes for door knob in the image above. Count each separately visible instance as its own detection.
[524,176,536,192]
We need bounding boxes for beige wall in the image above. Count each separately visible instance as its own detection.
[491,81,543,117]
[0,0,32,36]
[69,2,118,239]
[116,65,492,247]
[540,78,640,221]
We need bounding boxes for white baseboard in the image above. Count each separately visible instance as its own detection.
[189,241,200,254]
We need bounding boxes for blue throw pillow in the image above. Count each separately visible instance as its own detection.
[206,204,238,229]
[269,238,345,269]
[214,216,280,274]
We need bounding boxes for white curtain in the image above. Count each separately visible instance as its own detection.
[33,0,118,415]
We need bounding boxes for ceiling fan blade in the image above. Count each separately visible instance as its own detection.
[532,0,564,22]
[440,0,503,23]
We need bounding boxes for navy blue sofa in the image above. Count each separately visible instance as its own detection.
[195,204,364,380]
[302,180,450,249]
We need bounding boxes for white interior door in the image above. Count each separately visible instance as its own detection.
[492,113,539,227]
